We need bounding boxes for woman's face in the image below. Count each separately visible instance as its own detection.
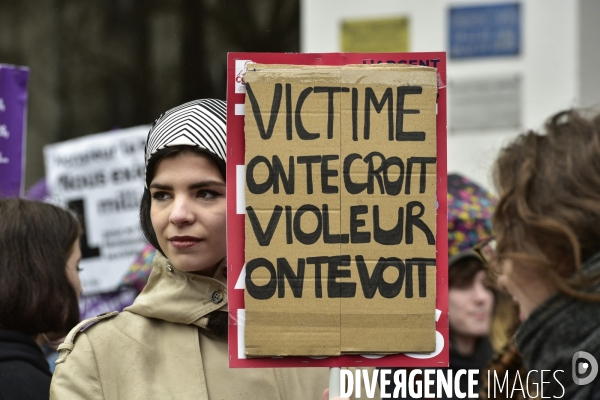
[65,238,83,298]
[496,259,555,321]
[149,151,226,275]
[448,270,494,338]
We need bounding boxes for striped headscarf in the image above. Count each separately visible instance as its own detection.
[144,99,226,186]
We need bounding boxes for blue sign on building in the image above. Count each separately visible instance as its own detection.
[449,3,520,59]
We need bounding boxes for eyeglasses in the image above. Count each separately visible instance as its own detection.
[473,236,496,265]
[473,236,500,277]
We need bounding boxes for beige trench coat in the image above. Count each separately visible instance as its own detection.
[51,253,381,399]
[50,254,334,399]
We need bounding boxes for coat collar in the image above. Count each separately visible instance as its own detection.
[0,330,51,376]
[125,252,228,329]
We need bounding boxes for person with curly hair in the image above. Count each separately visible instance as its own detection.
[492,109,600,399]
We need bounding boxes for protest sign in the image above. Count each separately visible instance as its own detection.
[44,125,150,294]
[227,52,447,368]
[0,64,29,197]
[244,63,437,357]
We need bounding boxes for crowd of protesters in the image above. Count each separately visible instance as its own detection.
[3,103,600,399]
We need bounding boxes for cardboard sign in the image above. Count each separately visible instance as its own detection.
[0,64,29,197]
[44,125,150,294]
[244,63,437,357]
[227,52,447,368]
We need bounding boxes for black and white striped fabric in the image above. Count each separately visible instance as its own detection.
[144,99,226,183]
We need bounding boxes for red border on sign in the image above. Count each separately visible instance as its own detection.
[226,52,448,368]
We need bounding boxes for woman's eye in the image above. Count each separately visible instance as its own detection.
[197,190,218,200]
[151,191,172,201]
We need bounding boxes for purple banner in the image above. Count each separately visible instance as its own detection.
[0,64,29,197]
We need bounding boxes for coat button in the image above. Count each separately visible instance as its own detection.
[211,291,224,304]
[166,265,173,272]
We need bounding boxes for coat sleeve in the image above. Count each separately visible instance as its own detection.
[50,333,104,400]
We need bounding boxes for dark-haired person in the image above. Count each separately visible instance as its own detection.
[50,99,335,400]
[446,174,496,391]
[0,198,82,400]
[491,109,600,399]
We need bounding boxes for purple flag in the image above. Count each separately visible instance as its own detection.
[0,64,29,197]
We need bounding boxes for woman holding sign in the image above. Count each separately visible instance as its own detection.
[489,109,600,399]
[50,99,335,399]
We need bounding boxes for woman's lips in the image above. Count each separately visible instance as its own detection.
[470,311,488,320]
[169,236,203,249]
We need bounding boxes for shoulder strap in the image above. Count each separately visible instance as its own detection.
[56,311,119,364]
